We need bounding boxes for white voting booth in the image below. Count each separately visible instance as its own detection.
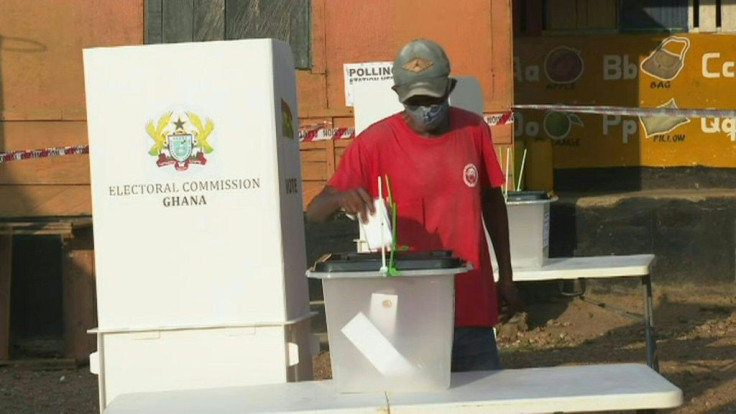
[83,39,313,410]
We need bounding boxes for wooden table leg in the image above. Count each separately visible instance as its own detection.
[0,235,12,360]
[62,227,97,363]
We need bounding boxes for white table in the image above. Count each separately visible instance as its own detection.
[500,254,659,371]
[103,363,682,413]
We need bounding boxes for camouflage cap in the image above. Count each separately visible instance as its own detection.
[392,39,452,103]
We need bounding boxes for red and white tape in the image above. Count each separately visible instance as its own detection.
[483,111,515,127]
[299,127,355,142]
[299,111,515,142]
[0,111,515,162]
[0,145,89,164]
[7,104,736,161]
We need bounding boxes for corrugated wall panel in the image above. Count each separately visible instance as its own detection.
[546,0,617,31]
[723,0,736,31]
[620,0,689,32]
[145,0,310,68]
[513,0,544,37]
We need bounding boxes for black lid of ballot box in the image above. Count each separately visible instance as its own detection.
[312,250,463,272]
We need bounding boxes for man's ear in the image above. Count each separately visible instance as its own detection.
[391,84,404,102]
[446,78,458,96]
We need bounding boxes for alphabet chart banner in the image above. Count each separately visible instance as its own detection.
[514,34,736,169]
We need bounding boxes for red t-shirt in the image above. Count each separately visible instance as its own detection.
[328,107,506,327]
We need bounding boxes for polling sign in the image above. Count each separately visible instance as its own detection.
[343,61,393,106]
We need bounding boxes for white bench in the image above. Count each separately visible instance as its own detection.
[103,363,682,413]
[499,254,660,371]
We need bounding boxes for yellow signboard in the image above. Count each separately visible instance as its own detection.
[514,34,736,168]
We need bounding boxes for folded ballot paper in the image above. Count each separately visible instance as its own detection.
[360,198,393,252]
[341,312,415,377]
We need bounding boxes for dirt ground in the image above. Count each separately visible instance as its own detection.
[0,281,734,413]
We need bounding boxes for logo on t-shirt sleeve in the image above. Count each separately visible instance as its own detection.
[463,163,479,187]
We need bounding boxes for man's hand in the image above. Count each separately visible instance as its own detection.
[498,280,523,324]
[337,188,375,223]
[305,185,375,224]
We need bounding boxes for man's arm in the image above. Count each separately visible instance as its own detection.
[305,185,374,224]
[482,186,522,322]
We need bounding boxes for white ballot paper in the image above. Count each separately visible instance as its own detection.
[360,198,393,252]
[341,312,415,377]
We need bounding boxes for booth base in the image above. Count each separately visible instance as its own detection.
[90,316,314,410]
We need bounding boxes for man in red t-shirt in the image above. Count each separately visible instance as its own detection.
[307,39,522,371]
